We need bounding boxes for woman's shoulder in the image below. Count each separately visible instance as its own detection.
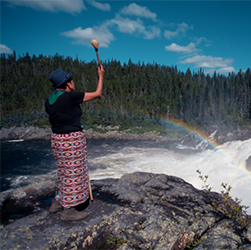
[67,91,85,98]
[67,91,85,103]
[68,91,84,95]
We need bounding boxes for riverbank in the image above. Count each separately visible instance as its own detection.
[1,124,251,144]
[0,125,182,142]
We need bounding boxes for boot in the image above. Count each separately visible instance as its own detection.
[61,207,88,221]
[49,199,62,214]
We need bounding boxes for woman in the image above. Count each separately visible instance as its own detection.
[45,65,105,221]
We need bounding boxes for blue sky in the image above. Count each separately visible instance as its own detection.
[1,0,250,75]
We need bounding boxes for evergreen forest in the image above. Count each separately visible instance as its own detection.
[1,52,251,136]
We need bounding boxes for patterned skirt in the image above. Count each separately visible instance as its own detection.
[51,131,89,207]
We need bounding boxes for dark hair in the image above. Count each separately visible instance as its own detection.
[57,77,72,89]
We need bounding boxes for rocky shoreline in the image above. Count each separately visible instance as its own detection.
[1,125,251,143]
[1,172,251,249]
[0,126,180,142]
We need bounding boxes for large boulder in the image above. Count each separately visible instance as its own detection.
[1,172,250,249]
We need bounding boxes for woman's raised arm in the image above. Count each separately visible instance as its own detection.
[83,64,105,102]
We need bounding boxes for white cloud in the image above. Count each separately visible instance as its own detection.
[61,4,160,49]
[120,3,157,21]
[218,67,235,74]
[164,30,178,39]
[86,0,110,11]
[179,55,234,69]
[177,22,193,33]
[3,0,86,14]
[165,43,198,54]
[0,44,13,54]
[203,67,236,75]
[144,26,161,39]
[61,26,115,48]
[107,15,160,39]
[108,15,145,34]
[195,37,210,46]
[164,22,193,39]
[179,55,235,74]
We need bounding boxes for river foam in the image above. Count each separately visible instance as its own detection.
[89,138,251,213]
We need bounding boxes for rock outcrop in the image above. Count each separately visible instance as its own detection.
[1,172,251,249]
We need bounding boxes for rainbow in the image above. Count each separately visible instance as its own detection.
[159,116,251,180]
[160,117,220,147]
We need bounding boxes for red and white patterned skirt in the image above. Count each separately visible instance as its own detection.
[51,131,89,207]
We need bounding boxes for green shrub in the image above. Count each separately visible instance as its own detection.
[197,169,251,227]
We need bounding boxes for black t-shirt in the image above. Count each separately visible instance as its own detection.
[45,91,85,134]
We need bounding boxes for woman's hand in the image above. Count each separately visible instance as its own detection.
[98,64,105,78]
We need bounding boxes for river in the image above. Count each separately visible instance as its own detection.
[1,137,251,213]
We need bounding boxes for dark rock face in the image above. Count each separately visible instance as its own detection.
[1,172,251,249]
[174,125,251,149]
[215,126,251,144]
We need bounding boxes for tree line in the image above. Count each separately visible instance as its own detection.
[1,52,250,130]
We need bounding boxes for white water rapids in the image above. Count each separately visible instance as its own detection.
[89,138,251,214]
[3,136,251,214]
